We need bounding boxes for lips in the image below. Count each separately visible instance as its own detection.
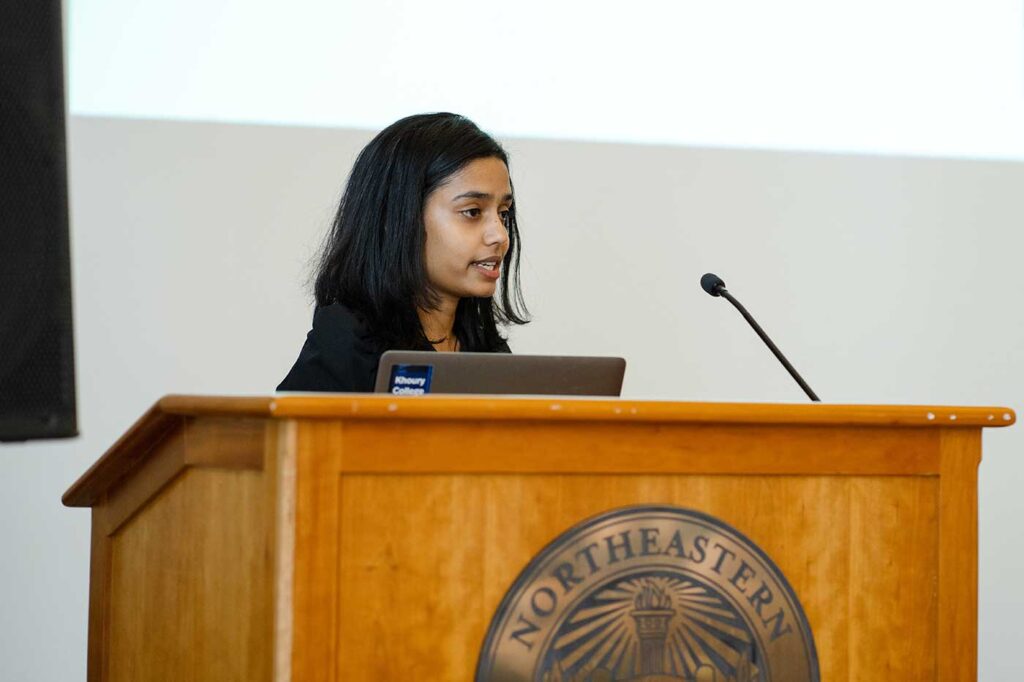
[471,257,501,280]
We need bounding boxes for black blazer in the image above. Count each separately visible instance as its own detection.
[277,303,511,392]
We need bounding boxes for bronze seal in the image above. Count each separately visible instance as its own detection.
[477,506,818,682]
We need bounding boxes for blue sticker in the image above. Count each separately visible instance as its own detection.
[388,364,433,395]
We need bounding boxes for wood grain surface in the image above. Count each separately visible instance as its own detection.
[68,396,1004,681]
[287,415,961,679]
[937,429,981,681]
[156,393,1016,428]
[106,467,274,681]
[332,473,940,680]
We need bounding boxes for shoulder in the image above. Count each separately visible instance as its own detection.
[309,303,370,345]
[277,303,382,392]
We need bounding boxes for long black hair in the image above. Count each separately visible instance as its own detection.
[313,112,529,351]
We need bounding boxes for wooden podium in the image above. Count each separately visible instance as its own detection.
[64,395,1015,681]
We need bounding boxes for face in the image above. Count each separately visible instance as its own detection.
[422,156,512,304]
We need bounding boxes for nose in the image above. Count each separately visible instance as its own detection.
[484,210,510,248]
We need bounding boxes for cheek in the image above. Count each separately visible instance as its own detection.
[424,221,469,278]
[434,226,469,264]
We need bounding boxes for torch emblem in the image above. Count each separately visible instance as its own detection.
[537,573,760,682]
[631,579,675,676]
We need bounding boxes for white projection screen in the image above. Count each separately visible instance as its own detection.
[1,1,1021,680]
[70,0,1024,159]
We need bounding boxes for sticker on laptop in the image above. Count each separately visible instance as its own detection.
[388,364,433,395]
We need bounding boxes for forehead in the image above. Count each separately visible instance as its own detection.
[439,157,511,195]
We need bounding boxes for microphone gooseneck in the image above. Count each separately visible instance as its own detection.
[699,272,821,402]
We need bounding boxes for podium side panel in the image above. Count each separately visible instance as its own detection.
[105,467,274,681]
[87,511,113,682]
[87,418,277,682]
[88,427,190,682]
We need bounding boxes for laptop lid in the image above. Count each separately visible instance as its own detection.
[374,351,626,396]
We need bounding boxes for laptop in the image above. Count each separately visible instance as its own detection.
[374,351,626,396]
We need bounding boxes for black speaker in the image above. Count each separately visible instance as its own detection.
[0,0,77,441]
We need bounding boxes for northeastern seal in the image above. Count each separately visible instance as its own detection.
[477,506,818,682]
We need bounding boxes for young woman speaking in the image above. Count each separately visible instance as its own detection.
[278,113,529,392]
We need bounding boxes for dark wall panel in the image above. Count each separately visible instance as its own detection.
[0,0,77,441]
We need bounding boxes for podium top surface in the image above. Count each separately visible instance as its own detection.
[63,395,1014,508]
[159,394,1016,427]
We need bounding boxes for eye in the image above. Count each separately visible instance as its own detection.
[499,207,512,226]
[460,208,482,218]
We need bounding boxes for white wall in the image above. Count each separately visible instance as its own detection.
[0,115,1021,679]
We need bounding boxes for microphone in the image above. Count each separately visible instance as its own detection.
[700,273,821,402]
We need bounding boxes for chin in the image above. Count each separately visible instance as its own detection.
[463,284,498,299]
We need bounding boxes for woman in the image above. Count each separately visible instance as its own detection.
[277,113,529,392]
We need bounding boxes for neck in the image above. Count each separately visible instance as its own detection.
[418,297,459,352]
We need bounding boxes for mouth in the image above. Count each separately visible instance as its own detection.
[471,257,502,279]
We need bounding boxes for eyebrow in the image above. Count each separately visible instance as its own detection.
[451,191,514,203]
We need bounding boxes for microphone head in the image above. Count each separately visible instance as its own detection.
[700,272,726,297]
